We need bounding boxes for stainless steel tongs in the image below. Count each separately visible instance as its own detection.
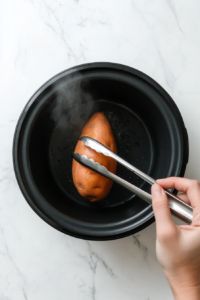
[72,136,193,224]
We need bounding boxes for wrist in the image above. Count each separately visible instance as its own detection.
[170,284,200,300]
[166,274,200,300]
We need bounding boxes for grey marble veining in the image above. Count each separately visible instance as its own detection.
[1,0,200,299]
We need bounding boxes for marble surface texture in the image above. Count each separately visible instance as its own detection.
[1,0,200,299]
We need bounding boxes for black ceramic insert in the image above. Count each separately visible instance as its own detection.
[13,63,189,240]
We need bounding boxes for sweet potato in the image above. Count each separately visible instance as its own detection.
[72,112,117,202]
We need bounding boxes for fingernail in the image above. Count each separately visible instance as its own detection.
[152,184,162,196]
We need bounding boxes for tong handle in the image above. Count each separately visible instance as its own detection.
[112,152,193,223]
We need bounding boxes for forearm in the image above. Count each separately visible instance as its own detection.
[169,283,200,300]
[172,287,200,300]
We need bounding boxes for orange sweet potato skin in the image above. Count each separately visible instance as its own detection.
[72,112,117,202]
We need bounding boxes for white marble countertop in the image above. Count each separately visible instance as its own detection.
[1,1,200,299]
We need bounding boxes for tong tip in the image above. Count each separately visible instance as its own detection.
[72,152,109,176]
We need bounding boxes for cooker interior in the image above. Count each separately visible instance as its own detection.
[25,73,181,226]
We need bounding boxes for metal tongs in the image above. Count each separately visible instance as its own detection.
[73,136,193,224]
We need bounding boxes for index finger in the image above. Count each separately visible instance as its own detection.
[157,177,196,193]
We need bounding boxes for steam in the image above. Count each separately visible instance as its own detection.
[51,76,94,129]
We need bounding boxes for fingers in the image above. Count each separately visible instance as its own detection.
[176,193,191,205]
[156,177,195,193]
[157,177,191,205]
[157,177,200,224]
[151,184,177,238]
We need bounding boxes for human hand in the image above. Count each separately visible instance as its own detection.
[151,178,200,300]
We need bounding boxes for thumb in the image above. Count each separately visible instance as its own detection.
[151,184,177,237]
